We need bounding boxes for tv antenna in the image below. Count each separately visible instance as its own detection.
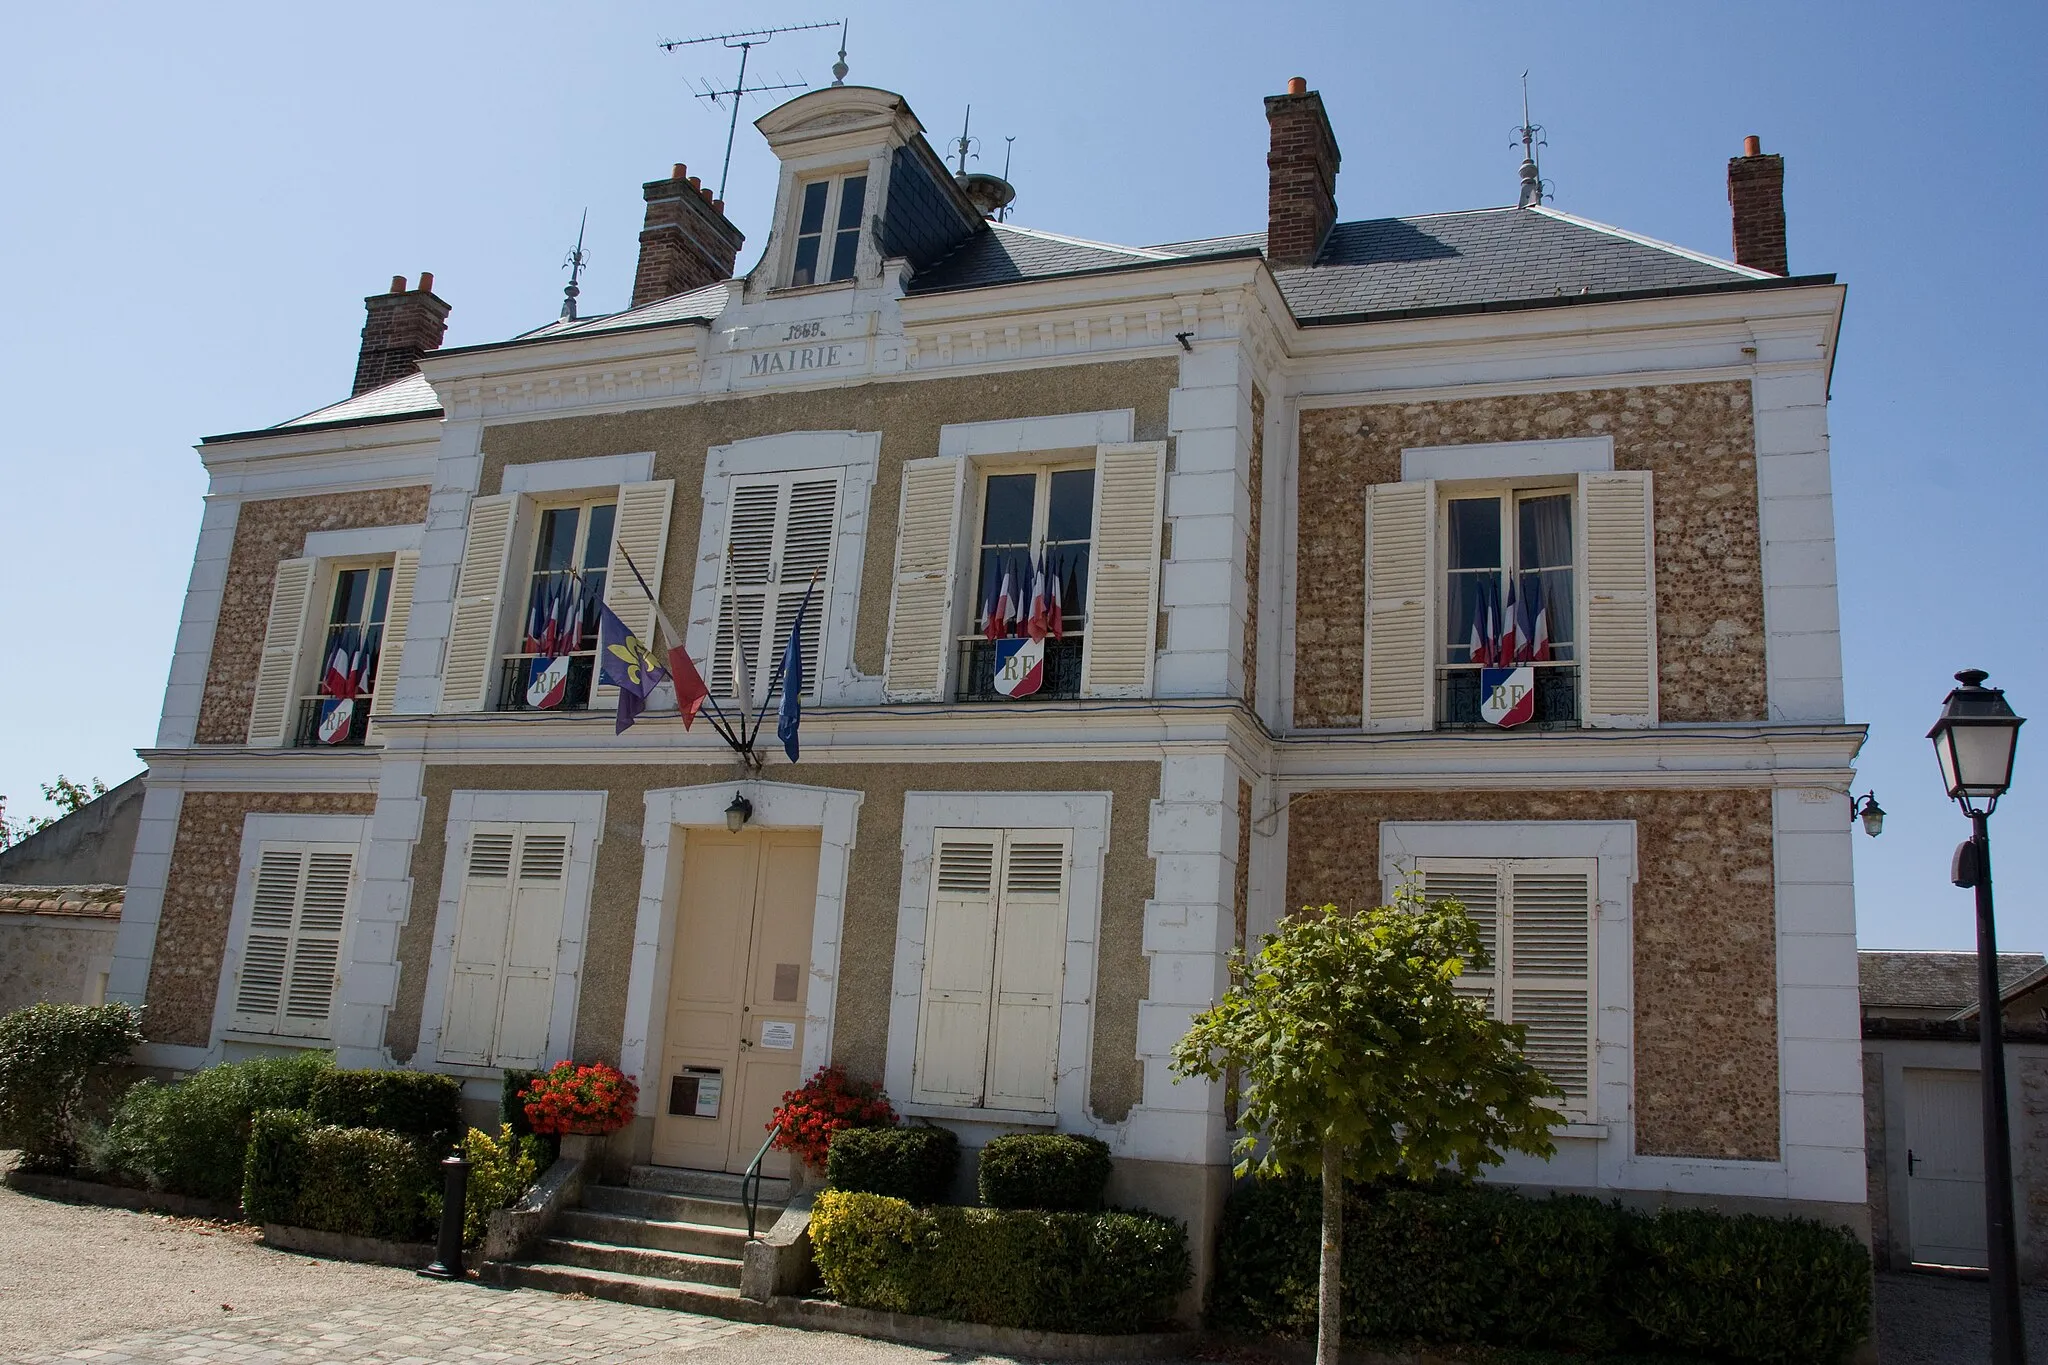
[1511,70,1551,207]
[660,21,840,202]
[560,209,589,321]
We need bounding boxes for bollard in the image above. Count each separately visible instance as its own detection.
[419,1153,471,1280]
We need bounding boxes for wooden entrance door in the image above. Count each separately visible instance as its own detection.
[1904,1067,1988,1268]
[651,827,818,1176]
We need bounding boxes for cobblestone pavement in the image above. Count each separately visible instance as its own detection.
[1875,1271,2047,1365]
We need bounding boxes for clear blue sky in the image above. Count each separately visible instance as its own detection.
[2,2,2040,953]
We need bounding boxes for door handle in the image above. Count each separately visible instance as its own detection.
[739,1036,752,1049]
[1907,1148,1917,1176]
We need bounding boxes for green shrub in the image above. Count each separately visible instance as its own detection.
[242,1108,313,1225]
[811,1190,1189,1333]
[827,1125,960,1204]
[1619,1207,1871,1364]
[307,1069,463,1152]
[976,1132,1113,1211]
[1210,1175,1869,1363]
[0,1003,142,1170]
[455,1123,544,1247]
[90,1052,329,1201]
[295,1125,435,1240]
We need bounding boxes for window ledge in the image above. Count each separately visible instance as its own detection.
[768,279,859,300]
[1554,1121,1608,1140]
[899,1101,1058,1127]
[220,1029,330,1048]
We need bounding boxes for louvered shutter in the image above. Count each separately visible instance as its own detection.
[883,457,964,702]
[1363,481,1433,732]
[1505,862,1596,1121]
[231,844,354,1035]
[912,832,1001,1106]
[246,557,316,745]
[594,480,676,709]
[1080,441,1166,698]
[367,549,419,735]
[439,494,518,712]
[493,830,571,1068]
[985,834,1069,1112]
[710,475,840,704]
[439,827,517,1064]
[1579,471,1657,728]
[1420,862,1503,1015]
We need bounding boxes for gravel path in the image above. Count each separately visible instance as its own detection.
[1875,1270,2047,1365]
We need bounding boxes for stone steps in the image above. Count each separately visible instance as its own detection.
[554,1207,750,1259]
[489,1260,770,1320]
[628,1163,790,1206]
[530,1235,744,1287]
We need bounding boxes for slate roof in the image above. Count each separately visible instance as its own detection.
[1859,950,2047,1012]
[906,222,1247,294]
[0,885,124,918]
[505,280,734,345]
[273,372,441,430]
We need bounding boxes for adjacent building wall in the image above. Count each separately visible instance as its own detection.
[0,907,118,1013]
[0,775,145,887]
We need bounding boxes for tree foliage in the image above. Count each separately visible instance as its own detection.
[0,775,109,849]
[1172,893,1565,1183]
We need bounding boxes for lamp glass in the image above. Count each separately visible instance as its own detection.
[1860,803,1883,838]
[1949,723,2019,798]
[725,794,752,833]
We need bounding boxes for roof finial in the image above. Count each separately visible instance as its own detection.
[831,20,848,85]
[561,209,589,320]
[1513,71,1550,208]
[998,136,1016,221]
[953,105,979,177]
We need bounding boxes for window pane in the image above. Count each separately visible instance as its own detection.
[1520,567,1575,660]
[583,503,616,571]
[980,474,1035,547]
[791,237,820,287]
[797,180,829,234]
[367,567,392,626]
[835,175,867,230]
[828,228,859,283]
[1518,494,1572,570]
[1445,571,1496,662]
[1446,498,1501,570]
[328,568,368,628]
[534,507,579,572]
[1046,469,1094,543]
[576,573,605,650]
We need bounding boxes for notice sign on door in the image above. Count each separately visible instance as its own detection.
[759,1020,797,1051]
[669,1068,723,1119]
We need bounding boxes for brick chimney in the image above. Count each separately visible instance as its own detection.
[352,274,450,396]
[1264,76,1341,270]
[1727,135,1788,276]
[632,162,746,308]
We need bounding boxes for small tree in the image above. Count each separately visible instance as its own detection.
[1171,893,1565,1365]
[0,1003,143,1171]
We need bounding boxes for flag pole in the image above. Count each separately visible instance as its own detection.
[615,544,745,750]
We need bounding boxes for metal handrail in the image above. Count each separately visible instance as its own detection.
[741,1123,781,1240]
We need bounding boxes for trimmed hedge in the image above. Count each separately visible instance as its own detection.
[1210,1175,1870,1364]
[827,1125,960,1204]
[243,1109,433,1240]
[90,1051,330,1201]
[307,1069,463,1153]
[0,1002,142,1170]
[811,1190,1189,1333]
[976,1132,1113,1211]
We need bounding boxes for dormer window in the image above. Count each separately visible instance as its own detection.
[790,173,867,286]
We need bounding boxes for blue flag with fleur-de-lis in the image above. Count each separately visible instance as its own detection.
[597,603,667,734]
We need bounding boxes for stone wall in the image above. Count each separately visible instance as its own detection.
[1293,381,1765,729]
[392,759,1162,1123]
[1286,786,1779,1161]
[2025,1055,2048,1281]
[0,915,116,1014]
[1864,1050,1891,1268]
[477,358,1176,682]
[194,487,431,744]
[143,791,377,1046]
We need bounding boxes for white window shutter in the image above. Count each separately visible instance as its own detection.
[1420,860,1503,1015]
[711,476,841,705]
[367,549,419,735]
[883,457,964,702]
[493,829,571,1068]
[231,844,354,1035]
[1362,481,1433,732]
[984,834,1069,1112]
[593,480,675,710]
[439,826,517,1065]
[1505,862,1597,1121]
[1579,471,1657,728]
[912,832,1002,1106]
[439,493,519,713]
[281,849,353,1034]
[232,848,304,1029]
[246,557,316,746]
[1080,441,1166,698]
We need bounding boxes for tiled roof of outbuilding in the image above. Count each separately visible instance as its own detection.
[0,885,124,918]
[1859,950,2047,1012]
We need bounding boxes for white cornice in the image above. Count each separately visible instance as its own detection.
[138,749,384,793]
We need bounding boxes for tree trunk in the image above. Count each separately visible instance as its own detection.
[1317,1136,1343,1365]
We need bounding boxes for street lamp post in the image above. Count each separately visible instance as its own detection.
[1927,668,2028,1365]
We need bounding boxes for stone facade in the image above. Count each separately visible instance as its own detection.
[142,791,376,1046]
[478,358,1176,683]
[1864,1050,1890,1265]
[193,487,431,744]
[1286,786,1780,1161]
[1293,381,1766,730]
[392,759,1162,1123]
[0,912,117,1014]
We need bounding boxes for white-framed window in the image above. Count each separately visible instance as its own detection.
[291,560,392,747]
[1439,485,1578,727]
[709,472,841,704]
[438,822,575,1069]
[954,464,1095,701]
[496,497,615,712]
[228,843,357,1037]
[789,173,867,287]
[1415,856,1597,1121]
[911,828,1072,1114]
